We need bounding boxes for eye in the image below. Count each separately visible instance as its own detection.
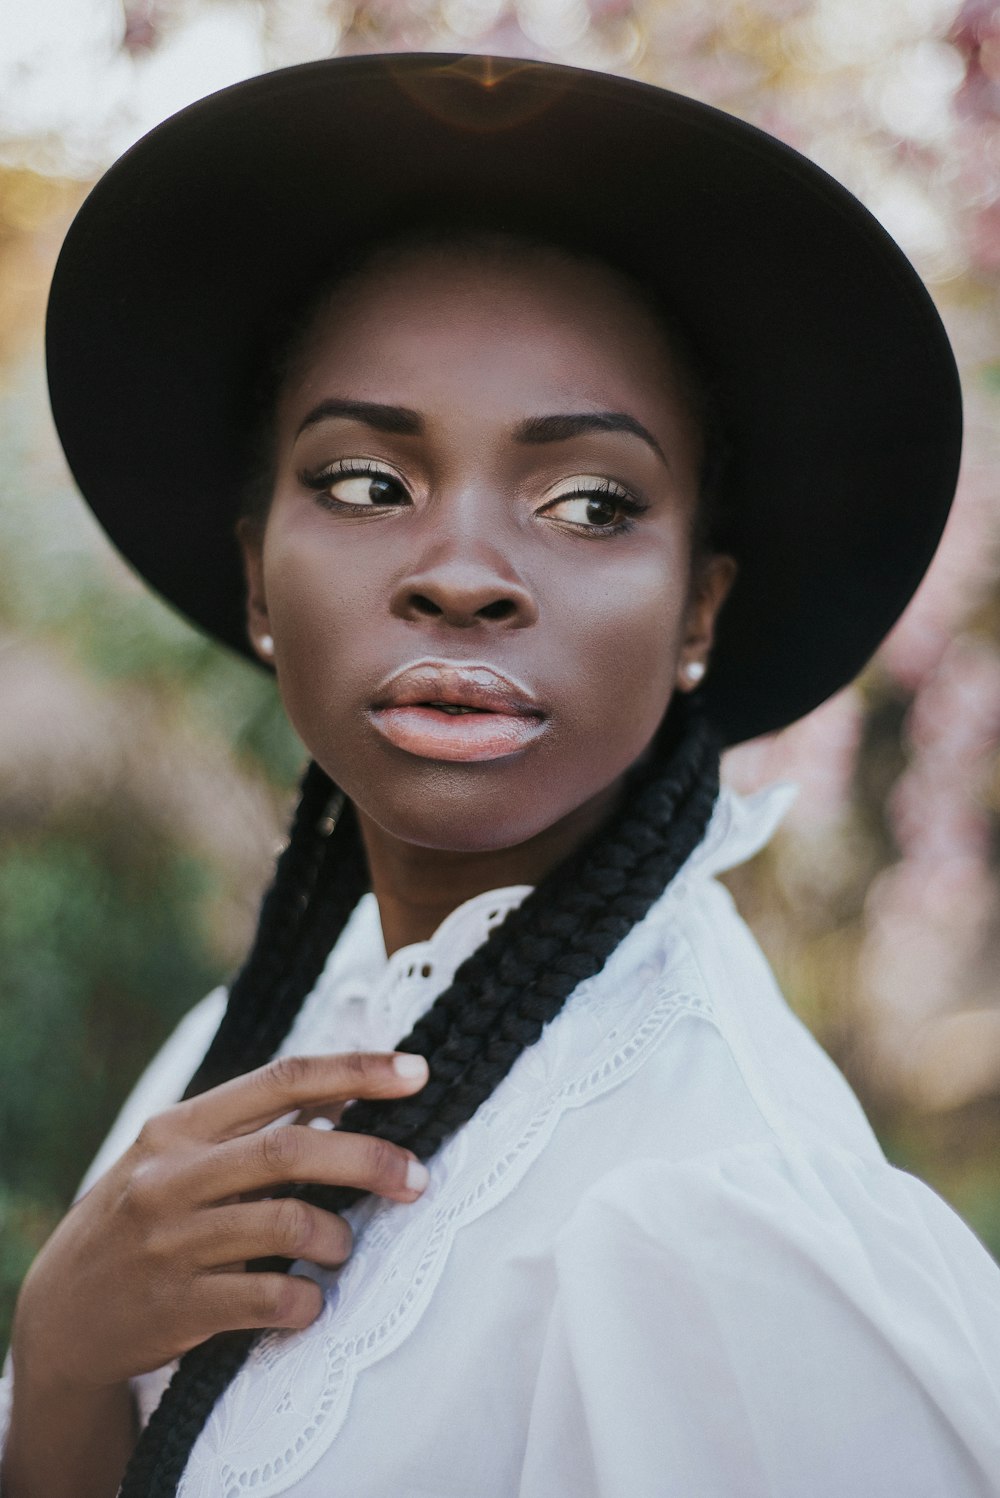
[300,459,410,509]
[541,477,648,532]
[550,493,623,527]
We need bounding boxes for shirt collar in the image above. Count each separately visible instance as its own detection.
[683,779,798,880]
[307,882,535,1051]
[303,780,795,1047]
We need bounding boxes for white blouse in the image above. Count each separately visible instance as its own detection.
[3,782,1000,1497]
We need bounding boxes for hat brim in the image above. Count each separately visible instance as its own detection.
[45,53,962,746]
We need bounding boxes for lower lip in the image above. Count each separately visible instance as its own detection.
[367,706,547,761]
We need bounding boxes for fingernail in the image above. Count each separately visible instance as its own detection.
[394,1053,428,1080]
[406,1159,430,1192]
[307,1115,336,1131]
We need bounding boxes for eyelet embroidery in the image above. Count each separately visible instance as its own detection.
[178,939,716,1498]
[0,786,795,1478]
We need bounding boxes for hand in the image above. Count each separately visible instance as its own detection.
[10,1051,430,1397]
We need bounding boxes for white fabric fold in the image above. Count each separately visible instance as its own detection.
[3,781,1000,1497]
[520,1143,1000,1497]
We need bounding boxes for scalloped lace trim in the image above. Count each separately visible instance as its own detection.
[2,784,798,1490]
[179,939,715,1498]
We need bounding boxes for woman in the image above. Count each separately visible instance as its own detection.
[3,53,1000,1498]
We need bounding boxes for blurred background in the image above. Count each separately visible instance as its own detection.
[1,0,999,1347]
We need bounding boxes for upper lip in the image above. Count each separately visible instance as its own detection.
[371,661,544,716]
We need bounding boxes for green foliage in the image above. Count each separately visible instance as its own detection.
[0,361,306,1349]
[0,807,235,1347]
[0,1188,63,1354]
[0,820,221,1197]
[878,1119,1000,1266]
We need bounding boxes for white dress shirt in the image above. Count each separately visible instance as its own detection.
[3,782,1000,1497]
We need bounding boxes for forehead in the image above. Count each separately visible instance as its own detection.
[275,243,697,433]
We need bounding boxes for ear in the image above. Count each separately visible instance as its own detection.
[236,516,275,666]
[675,551,738,694]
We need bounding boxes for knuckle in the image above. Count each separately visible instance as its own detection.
[252,1276,302,1326]
[133,1110,174,1159]
[340,1050,374,1086]
[285,1277,323,1327]
[257,1125,301,1177]
[263,1053,312,1095]
[118,1158,164,1227]
[272,1197,314,1258]
[332,1216,354,1263]
[249,1277,286,1324]
[363,1135,401,1186]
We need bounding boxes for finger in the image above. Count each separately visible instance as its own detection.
[185,1198,354,1270]
[179,1051,429,1139]
[196,1124,430,1205]
[196,1271,326,1337]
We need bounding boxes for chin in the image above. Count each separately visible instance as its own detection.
[377,790,555,854]
[339,759,582,855]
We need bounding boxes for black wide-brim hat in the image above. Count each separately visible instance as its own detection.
[45,53,962,746]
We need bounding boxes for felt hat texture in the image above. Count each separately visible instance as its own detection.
[45,53,962,746]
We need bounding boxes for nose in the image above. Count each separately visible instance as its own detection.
[389,524,539,630]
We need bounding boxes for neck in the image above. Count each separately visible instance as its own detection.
[354,777,628,956]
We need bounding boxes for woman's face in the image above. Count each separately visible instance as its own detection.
[240,244,735,854]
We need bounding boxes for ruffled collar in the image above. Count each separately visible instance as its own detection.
[291,781,795,1055]
[683,778,797,880]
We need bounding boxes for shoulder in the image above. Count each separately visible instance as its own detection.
[561,1138,1000,1304]
[529,1139,1000,1496]
[627,782,886,1160]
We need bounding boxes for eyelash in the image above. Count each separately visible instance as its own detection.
[299,460,650,538]
[550,477,649,537]
[301,458,406,506]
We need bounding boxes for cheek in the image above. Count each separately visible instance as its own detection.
[257,529,370,728]
[555,552,686,746]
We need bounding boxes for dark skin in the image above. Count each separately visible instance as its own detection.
[241,243,736,954]
[2,242,735,1497]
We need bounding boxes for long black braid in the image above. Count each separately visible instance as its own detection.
[118,218,735,1495]
[118,703,721,1495]
[183,764,365,1098]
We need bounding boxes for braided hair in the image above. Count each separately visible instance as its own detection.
[119,225,734,1493]
[118,704,720,1493]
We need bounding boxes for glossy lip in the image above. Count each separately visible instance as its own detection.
[372,660,544,715]
[367,660,548,762]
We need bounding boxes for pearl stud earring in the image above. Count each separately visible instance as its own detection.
[258,633,275,659]
[682,660,706,685]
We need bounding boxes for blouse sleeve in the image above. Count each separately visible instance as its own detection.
[518,1140,1000,1498]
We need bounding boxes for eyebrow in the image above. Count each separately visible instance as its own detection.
[296,399,422,438]
[295,399,668,467]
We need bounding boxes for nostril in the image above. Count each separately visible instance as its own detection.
[395,574,535,627]
[412,594,443,617]
[478,599,516,621]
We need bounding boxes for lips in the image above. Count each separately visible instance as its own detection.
[368,661,547,762]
